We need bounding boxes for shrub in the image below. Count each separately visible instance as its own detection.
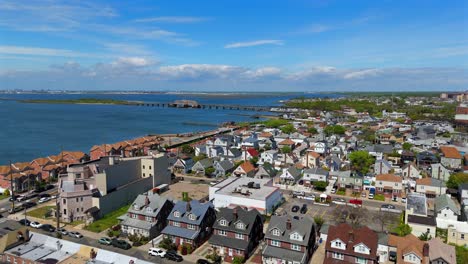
[159,237,177,251]
[3,189,10,196]
[112,224,121,231]
[206,251,222,263]
[233,256,245,264]
[107,229,114,237]
[133,241,143,247]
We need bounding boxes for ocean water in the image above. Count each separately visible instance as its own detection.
[0,93,338,164]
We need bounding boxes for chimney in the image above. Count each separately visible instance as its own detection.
[423,243,429,257]
[145,195,150,206]
[186,202,191,212]
[286,218,292,230]
[233,208,238,219]
[348,231,354,242]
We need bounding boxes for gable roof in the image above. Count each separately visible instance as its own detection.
[167,200,213,225]
[427,238,456,264]
[388,234,426,263]
[212,207,262,235]
[416,177,445,187]
[238,161,255,173]
[303,167,329,176]
[216,160,235,171]
[278,139,295,145]
[265,215,315,246]
[307,151,320,158]
[376,174,401,183]
[326,223,378,260]
[440,146,462,159]
[246,148,259,157]
[435,194,460,215]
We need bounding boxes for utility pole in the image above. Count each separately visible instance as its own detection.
[56,194,60,236]
[9,160,14,212]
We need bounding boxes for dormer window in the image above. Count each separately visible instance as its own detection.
[272,229,280,236]
[220,219,228,226]
[189,214,196,221]
[174,211,180,218]
[133,204,140,210]
[146,207,152,213]
[236,222,245,229]
[290,232,303,241]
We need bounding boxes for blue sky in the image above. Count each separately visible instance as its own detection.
[0,0,467,91]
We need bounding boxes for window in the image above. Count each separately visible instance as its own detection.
[80,197,83,202]
[291,233,302,241]
[355,257,367,264]
[132,214,137,219]
[76,198,79,202]
[358,245,366,252]
[335,241,342,248]
[394,183,398,186]
[218,230,227,236]
[174,211,180,217]
[236,249,241,255]
[146,216,152,222]
[81,207,83,212]
[235,233,244,239]
[270,240,280,247]
[143,165,145,169]
[189,214,196,221]
[236,222,245,229]
[272,229,280,236]
[291,244,301,251]
[143,173,146,177]
[63,209,67,215]
[173,221,180,227]
[63,199,66,204]
[188,224,196,230]
[220,219,227,226]
[332,252,344,260]
[149,166,152,169]
[462,234,465,239]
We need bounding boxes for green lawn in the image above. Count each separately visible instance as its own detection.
[336,190,346,195]
[0,194,9,200]
[84,204,130,233]
[374,194,385,201]
[27,206,56,219]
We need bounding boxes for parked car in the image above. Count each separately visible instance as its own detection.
[300,204,307,214]
[8,206,24,214]
[57,228,68,235]
[38,197,51,204]
[30,221,42,228]
[46,184,55,190]
[368,193,374,199]
[291,205,300,212]
[349,199,363,207]
[331,188,337,194]
[23,201,37,209]
[68,231,83,238]
[98,237,113,245]
[332,198,346,205]
[381,204,395,209]
[148,247,166,257]
[165,251,183,262]
[361,192,366,198]
[18,219,31,226]
[16,195,26,202]
[39,193,51,198]
[8,195,19,202]
[40,224,55,232]
[112,239,131,250]
[292,191,305,197]
[196,259,212,264]
[401,197,407,203]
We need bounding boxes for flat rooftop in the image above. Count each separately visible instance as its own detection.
[212,177,279,200]
[406,193,427,216]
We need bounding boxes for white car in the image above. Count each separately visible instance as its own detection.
[401,197,407,203]
[38,197,51,204]
[331,188,337,194]
[148,247,166,257]
[30,221,43,228]
[68,231,83,238]
[368,193,374,199]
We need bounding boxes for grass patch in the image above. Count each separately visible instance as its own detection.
[68,220,84,226]
[374,194,385,201]
[27,206,56,219]
[336,190,346,196]
[0,194,9,200]
[436,228,448,243]
[453,244,468,264]
[84,204,130,233]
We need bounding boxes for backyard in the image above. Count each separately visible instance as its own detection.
[84,204,130,233]
[26,206,56,219]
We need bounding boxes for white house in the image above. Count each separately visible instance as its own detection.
[374,159,392,175]
[430,163,451,182]
[258,150,278,165]
[401,162,422,179]
[435,194,461,228]
[415,177,446,198]
[313,142,327,154]
[302,168,329,184]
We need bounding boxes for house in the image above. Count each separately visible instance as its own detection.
[335,171,363,192]
[434,194,461,228]
[313,141,327,154]
[208,135,235,153]
[417,125,436,139]
[427,238,456,264]
[278,166,302,184]
[405,193,436,238]
[374,159,392,175]
[401,150,415,164]
[0,162,40,192]
[324,223,379,264]
[375,174,403,199]
[118,193,174,239]
[161,200,216,249]
[417,151,439,167]
[195,144,207,156]
[233,161,256,177]
[325,155,343,172]
[459,183,468,202]
[241,148,259,161]
[254,163,277,179]
[278,139,296,150]
[430,163,451,182]
[387,234,428,264]
[241,134,260,149]
[259,150,278,165]
[447,221,468,246]
[221,148,242,161]
[415,177,446,198]
[209,177,283,215]
[214,160,236,177]
[207,145,225,158]
[440,146,462,169]
[173,157,194,174]
[302,151,320,168]
[365,144,393,160]
[192,158,214,176]
[59,155,172,223]
[209,207,264,262]
[401,162,422,179]
[302,168,329,185]
[262,215,316,264]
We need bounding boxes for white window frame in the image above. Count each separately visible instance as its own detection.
[270,240,280,247]
[235,233,244,239]
[272,229,280,236]
[236,222,245,229]
[218,230,227,236]
[172,221,180,227]
[188,224,196,230]
[131,214,137,219]
[220,219,227,226]
[173,211,180,217]
[145,216,152,222]
[291,244,301,251]
[332,252,344,260]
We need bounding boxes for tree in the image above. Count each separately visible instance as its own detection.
[205,167,215,177]
[348,207,368,228]
[281,124,296,134]
[349,151,375,175]
[313,181,328,191]
[3,189,10,196]
[402,142,413,151]
[232,256,245,264]
[418,231,432,241]
[249,157,259,167]
[281,146,292,154]
[324,125,346,136]
[314,216,325,231]
[159,237,177,251]
[331,205,349,224]
[193,154,207,162]
[307,127,318,134]
[375,210,394,232]
[446,172,468,189]
[181,145,194,155]
[392,223,412,237]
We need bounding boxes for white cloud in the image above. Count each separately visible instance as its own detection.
[344,69,382,79]
[286,66,337,80]
[224,40,284,49]
[134,16,210,23]
[158,64,244,80]
[0,45,86,57]
[112,57,155,67]
[242,67,282,79]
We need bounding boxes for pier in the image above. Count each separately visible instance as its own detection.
[134,100,282,112]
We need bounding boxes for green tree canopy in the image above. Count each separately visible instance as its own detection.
[307,127,318,134]
[281,124,296,134]
[314,181,328,191]
[402,142,413,151]
[324,125,346,136]
[349,150,375,175]
[446,172,468,189]
[281,146,292,154]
